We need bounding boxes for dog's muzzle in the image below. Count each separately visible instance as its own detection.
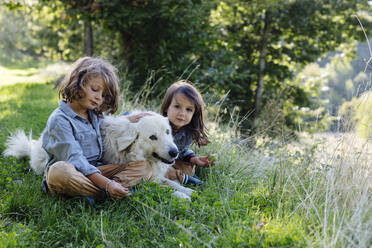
[152,147,179,164]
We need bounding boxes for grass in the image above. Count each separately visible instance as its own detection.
[0,62,69,87]
[0,78,371,247]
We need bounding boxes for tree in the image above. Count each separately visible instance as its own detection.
[3,0,370,136]
[0,3,46,64]
[205,0,371,132]
[91,0,215,91]
[40,0,98,57]
[83,16,93,56]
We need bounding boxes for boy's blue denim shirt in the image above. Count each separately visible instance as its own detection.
[41,100,104,192]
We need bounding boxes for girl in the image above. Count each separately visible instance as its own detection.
[161,80,215,185]
[42,57,150,204]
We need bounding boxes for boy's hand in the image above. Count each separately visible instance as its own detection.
[190,155,216,167]
[107,181,131,199]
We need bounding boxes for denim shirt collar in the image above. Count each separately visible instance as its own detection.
[59,100,80,119]
[59,100,97,123]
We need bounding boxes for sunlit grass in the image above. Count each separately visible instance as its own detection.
[0,62,69,86]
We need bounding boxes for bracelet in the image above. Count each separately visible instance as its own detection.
[105,180,113,196]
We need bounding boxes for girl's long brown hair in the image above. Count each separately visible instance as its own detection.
[160,80,209,146]
[59,57,120,116]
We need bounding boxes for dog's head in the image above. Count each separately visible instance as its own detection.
[116,112,179,164]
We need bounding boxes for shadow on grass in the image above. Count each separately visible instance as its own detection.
[0,58,55,70]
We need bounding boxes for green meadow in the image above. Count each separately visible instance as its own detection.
[0,65,371,247]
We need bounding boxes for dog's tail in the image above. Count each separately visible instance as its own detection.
[3,129,47,175]
[3,129,33,158]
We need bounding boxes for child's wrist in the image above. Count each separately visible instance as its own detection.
[185,154,196,163]
[105,179,113,196]
[189,156,196,163]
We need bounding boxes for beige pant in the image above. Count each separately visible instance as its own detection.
[166,160,195,183]
[46,161,153,199]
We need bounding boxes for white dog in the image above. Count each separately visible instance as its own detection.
[101,112,194,199]
[3,111,194,200]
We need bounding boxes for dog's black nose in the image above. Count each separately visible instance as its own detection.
[168,148,179,158]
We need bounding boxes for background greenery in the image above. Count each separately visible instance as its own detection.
[1,0,371,138]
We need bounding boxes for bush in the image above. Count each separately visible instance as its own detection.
[339,91,372,140]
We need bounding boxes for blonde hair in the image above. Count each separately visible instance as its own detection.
[160,80,209,146]
[59,57,120,115]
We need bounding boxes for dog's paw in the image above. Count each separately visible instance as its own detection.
[181,187,194,196]
[171,191,191,201]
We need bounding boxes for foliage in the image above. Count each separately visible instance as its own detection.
[355,91,372,139]
[293,42,372,133]
[323,52,358,114]
[204,0,371,130]
[1,0,371,135]
[0,2,81,63]
[0,4,43,65]
[284,63,333,133]
[339,91,372,140]
[92,0,215,92]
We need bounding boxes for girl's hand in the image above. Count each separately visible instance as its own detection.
[107,181,131,199]
[190,155,216,167]
[127,113,152,123]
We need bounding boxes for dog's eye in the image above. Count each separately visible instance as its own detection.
[166,129,170,135]
[149,135,157,141]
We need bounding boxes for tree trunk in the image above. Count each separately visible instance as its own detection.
[253,12,270,128]
[119,29,133,70]
[83,19,93,56]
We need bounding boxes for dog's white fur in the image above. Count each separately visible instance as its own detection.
[2,129,48,175]
[3,111,193,200]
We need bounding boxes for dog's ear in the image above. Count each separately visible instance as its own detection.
[116,128,138,152]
